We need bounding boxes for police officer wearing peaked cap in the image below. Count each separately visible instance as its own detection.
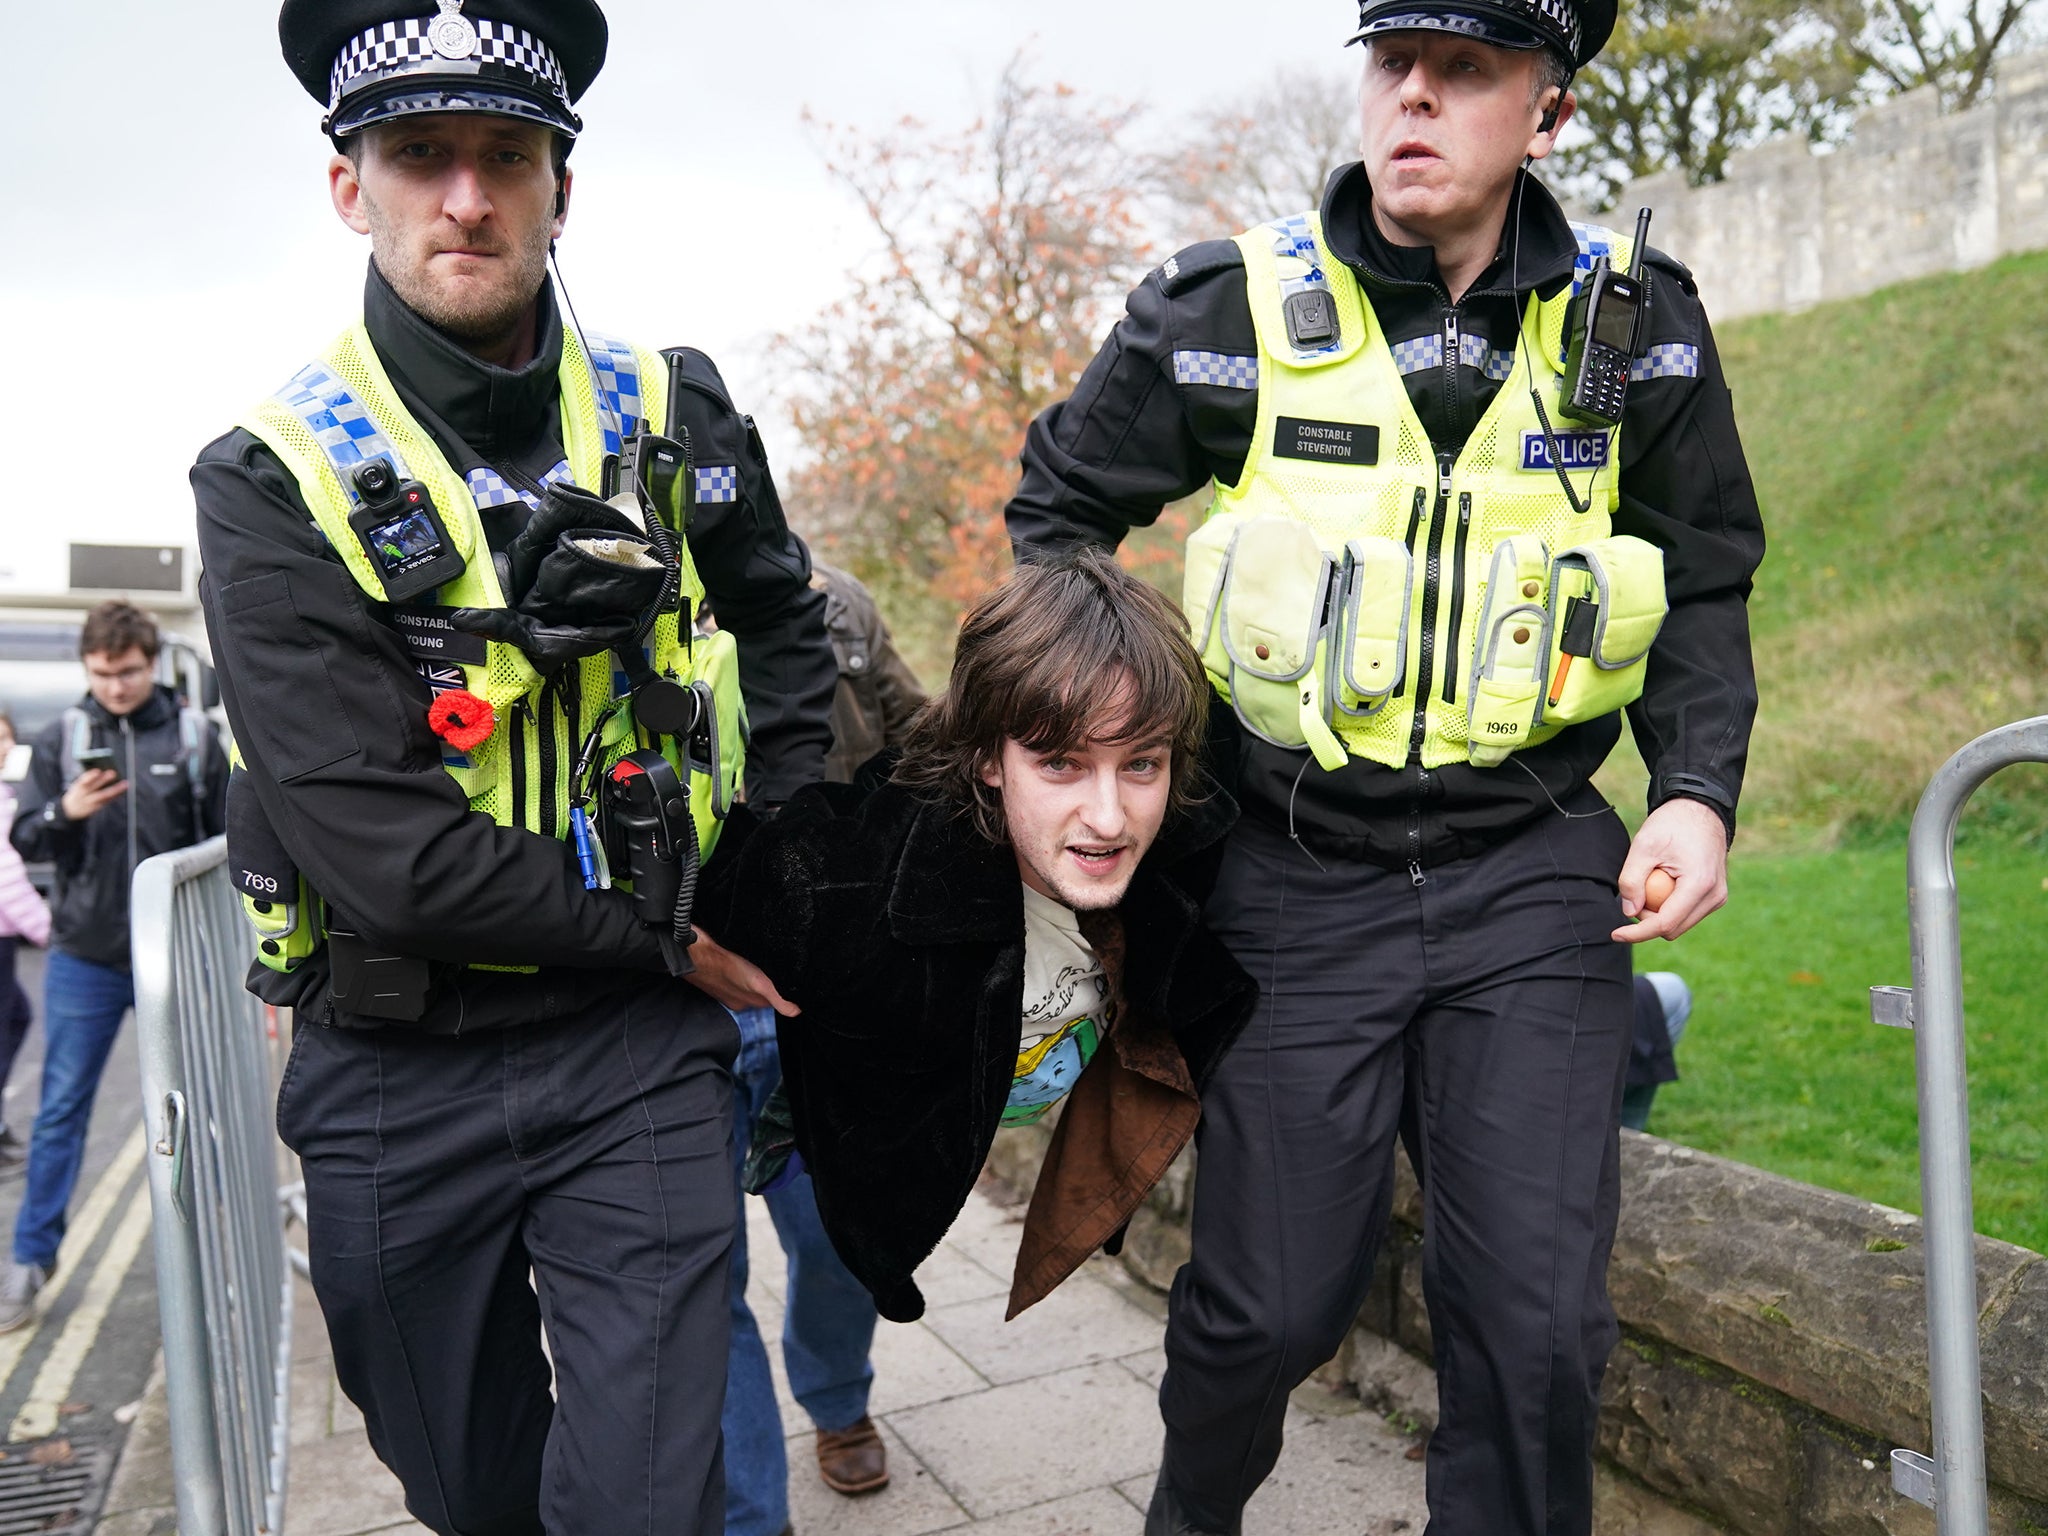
[196,2,836,1531]
[1007,0,1763,1530]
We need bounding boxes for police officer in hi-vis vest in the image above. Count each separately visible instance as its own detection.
[1009,0,1763,1530]
[193,2,834,1529]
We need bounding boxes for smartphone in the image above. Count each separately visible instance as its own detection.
[75,747,123,784]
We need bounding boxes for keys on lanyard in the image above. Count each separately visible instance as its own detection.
[568,705,619,890]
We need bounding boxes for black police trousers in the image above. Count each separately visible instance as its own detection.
[1158,801,1635,1535]
[279,983,739,1536]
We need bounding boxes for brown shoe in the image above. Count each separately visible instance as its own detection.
[815,1415,889,1495]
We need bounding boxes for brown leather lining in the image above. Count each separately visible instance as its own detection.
[1007,910,1200,1318]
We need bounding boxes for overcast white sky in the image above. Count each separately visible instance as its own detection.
[0,0,1361,588]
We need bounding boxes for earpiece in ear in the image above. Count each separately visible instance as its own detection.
[554,183,567,219]
[1538,93,1562,136]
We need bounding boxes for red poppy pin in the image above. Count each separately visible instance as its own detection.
[427,689,495,753]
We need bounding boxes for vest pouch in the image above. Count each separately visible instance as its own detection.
[1464,535,1555,767]
[1215,517,1339,759]
[1537,536,1668,728]
[1330,536,1412,718]
[1182,512,1235,687]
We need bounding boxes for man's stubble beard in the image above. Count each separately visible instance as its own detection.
[1017,842,1133,913]
[364,192,553,351]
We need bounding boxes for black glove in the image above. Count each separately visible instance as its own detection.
[741,1079,804,1196]
[451,484,671,670]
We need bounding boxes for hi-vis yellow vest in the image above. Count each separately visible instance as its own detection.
[1183,213,1668,773]
[238,322,745,960]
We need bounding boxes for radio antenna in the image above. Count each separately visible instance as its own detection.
[1629,206,1652,280]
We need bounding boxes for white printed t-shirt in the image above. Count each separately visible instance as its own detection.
[1006,884,1109,1127]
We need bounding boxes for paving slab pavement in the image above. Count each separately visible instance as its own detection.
[105,1182,1428,1534]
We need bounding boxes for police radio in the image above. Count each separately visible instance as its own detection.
[1559,207,1652,428]
[348,459,466,604]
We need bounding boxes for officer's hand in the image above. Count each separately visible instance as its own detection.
[1613,798,1728,944]
[683,927,801,1018]
[59,769,126,823]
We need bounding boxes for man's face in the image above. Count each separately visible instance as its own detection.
[85,647,155,718]
[1359,32,1564,242]
[980,731,1173,912]
[329,114,567,349]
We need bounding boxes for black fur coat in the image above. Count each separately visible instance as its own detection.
[703,775,1257,1322]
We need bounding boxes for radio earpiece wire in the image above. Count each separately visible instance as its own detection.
[1508,162,1599,516]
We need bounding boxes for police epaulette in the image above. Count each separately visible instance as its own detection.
[1154,240,1246,297]
[1642,247,1698,297]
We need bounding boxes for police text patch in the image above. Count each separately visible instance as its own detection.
[392,606,488,666]
[1275,417,1379,465]
[1521,431,1612,472]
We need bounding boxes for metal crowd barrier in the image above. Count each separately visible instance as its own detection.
[133,836,292,1535]
[1869,714,2048,1535]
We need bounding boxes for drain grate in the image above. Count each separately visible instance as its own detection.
[0,1438,110,1535]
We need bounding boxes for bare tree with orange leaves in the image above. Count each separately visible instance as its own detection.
[777,57,1154,624]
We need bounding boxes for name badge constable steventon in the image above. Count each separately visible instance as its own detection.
[1275,416,1380,466]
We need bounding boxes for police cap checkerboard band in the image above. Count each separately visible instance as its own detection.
[1005,0,1761,1528]
[194,1,835,1529]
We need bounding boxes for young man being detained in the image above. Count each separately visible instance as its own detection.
[705,550,1258,1323]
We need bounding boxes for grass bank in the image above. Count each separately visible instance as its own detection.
[1717,250,2048,847]
[1641,835,2048,1252]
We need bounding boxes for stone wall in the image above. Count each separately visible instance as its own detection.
[983,1125,2048,1535]
[1590,48,2048,320]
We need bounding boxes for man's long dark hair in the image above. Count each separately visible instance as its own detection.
[893,547,1210,845]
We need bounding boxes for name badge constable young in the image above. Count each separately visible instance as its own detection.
[192,2,835,1529]
[1005,0,1765,1530]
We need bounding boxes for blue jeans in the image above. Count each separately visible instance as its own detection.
[723,1006,878,1536]
[15,950,133,1268]
[1620,971,1694,1133]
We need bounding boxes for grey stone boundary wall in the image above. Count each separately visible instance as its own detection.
[1585,47,2048,321]
[983,1124,2048,1535]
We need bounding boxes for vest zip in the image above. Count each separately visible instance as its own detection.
[1441,492,1474,706]
[510,701,531,830]
[561,665,583,811]
[538,679,559,839]
[1442,311,1461,429]
[1393,487,1427,701]
[1406,454,1457,758]
[496,460,552,505]
[1407,768,1435,887]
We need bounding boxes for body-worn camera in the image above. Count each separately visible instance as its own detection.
[348,459,466,604]
[1559,208,1653,429]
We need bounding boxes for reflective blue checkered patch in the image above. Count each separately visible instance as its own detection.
[466,460,570,511]
[1173,351,1259,390]
[1462,333,1515,382]
[1630,343,1700,382]
[274,362,406,492]
[695,465,738,504]
[581,332,644,456]
[1389,333,1517,381]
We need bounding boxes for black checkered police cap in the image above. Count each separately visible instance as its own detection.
[1348,0,1616,68]
[280,0,608,139]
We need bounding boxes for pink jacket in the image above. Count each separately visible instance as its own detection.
[0,785,50,947]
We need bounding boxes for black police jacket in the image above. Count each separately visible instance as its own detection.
[8,687,228,971]
[193,262,836,1033]
[1007,164,1765,869]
